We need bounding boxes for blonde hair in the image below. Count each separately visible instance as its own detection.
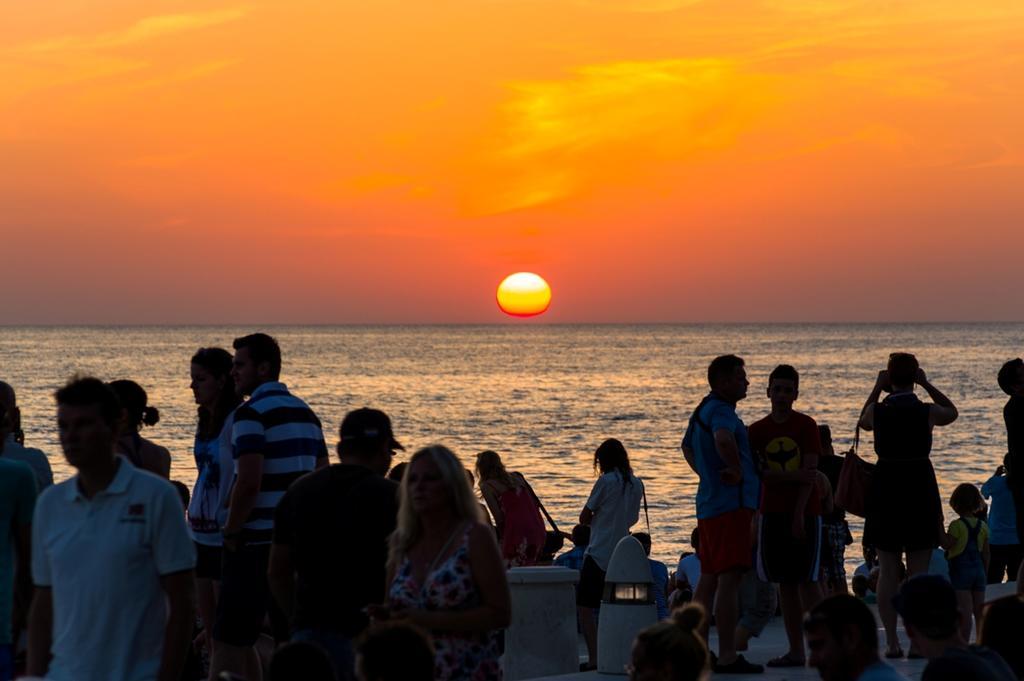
[633,604,710,681]
[388,445,484,572]
[475,450,514,487]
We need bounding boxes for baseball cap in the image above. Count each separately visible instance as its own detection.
[892,574,958,637]
[339,408,404,451]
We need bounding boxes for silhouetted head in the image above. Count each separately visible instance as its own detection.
[571,523,591,547]
[979,595,1024,680]
[55,376,122,470]
[950,483,983,516]
[387,461,408,483]
[108,380,159,432]
[269,641,335,681]
[707,355,747,403]
[232,332,282,395]
[767,364,799,411]
[191,347,240,440]
[998,358,1024,396]
[894,575,960,644]
[818,424,834,455]
[0,381,22,444]
[356,622,435,681]
[630,604,709,681]
[475,450,513,486]
[338,407,404,475]
[804,595,880,681]
[887,352,919,391]
[633,531,653,556]
[594,438,632,480]
[690,528,700,551]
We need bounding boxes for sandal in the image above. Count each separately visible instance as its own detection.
[884,647,904,659]
[766,653,806,667]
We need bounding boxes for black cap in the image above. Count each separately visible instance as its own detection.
[892,574,958,637]
[339,408,404,451]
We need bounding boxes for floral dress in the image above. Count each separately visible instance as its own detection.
[388,524,502,681]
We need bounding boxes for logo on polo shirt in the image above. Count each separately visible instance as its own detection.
[121,503,147,524]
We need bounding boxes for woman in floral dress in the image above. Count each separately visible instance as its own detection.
[383,445,511,681]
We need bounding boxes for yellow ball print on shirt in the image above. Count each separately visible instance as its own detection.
[764,436,801,473]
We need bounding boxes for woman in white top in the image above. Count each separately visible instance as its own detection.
[577,438,644,669]
[187,347,241,657]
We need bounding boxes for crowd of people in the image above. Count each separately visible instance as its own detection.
[1,335,1023,681]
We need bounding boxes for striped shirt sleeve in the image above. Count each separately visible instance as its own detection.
[232,404,266,458]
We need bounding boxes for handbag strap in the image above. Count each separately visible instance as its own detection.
[523,477,561,535]
[642,484,650,534]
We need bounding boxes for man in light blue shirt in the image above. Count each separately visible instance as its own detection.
[981,455,1021,583]
[681,354,762,674]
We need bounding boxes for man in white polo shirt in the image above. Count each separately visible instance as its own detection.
[26,377,195,681]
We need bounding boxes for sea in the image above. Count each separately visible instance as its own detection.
[1,323,1020,574]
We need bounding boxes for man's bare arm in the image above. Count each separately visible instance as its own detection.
[157,570,195,681]
[26,587,53,677]
[224,453,263,533]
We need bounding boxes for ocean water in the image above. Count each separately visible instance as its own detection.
[1,323,1020,573]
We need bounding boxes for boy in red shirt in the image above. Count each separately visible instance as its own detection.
[749,364,822,668]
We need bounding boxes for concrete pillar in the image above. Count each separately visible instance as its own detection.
[502,566,580,681]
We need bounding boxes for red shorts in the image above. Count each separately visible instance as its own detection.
[698,508,755,576]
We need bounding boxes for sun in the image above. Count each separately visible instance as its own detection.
[496,272,552,317]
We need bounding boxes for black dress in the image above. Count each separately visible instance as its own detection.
[863,392,943,552]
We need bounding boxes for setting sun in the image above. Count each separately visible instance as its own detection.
[496,273,552,318]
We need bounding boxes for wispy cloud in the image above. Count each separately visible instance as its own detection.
[469,58,776,213]
[16,7,247,54]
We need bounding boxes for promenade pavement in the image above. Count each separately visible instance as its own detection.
[527,582,1019,681]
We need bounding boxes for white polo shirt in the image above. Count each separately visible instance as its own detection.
[32,457,195,681]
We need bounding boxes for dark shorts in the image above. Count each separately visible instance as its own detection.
[195,542,223,580]
[697,507,755,576]
[577,555,607,609]
[214,543,288,647]
[756,512,822,584]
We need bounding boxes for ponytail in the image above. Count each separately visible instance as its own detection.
[632,604,710,681]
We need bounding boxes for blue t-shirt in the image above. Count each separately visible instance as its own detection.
[981,474,1018,546]
[648,559,670,620]
[682,394,760,519]
[554,545,586,572]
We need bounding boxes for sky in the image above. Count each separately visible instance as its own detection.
[1,0,1022,323]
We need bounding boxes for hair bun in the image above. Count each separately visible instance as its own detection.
[671,604,705,633]
[142,406,160,427]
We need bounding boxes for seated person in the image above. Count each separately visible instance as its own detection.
[633,532,670,620]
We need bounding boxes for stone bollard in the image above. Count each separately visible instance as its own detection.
[597,536,658,675]
[502,566,581,681]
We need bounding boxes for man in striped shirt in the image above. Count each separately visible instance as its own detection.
[210,333,328,680]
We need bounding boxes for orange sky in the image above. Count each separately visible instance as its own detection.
[1,0,1022,323]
